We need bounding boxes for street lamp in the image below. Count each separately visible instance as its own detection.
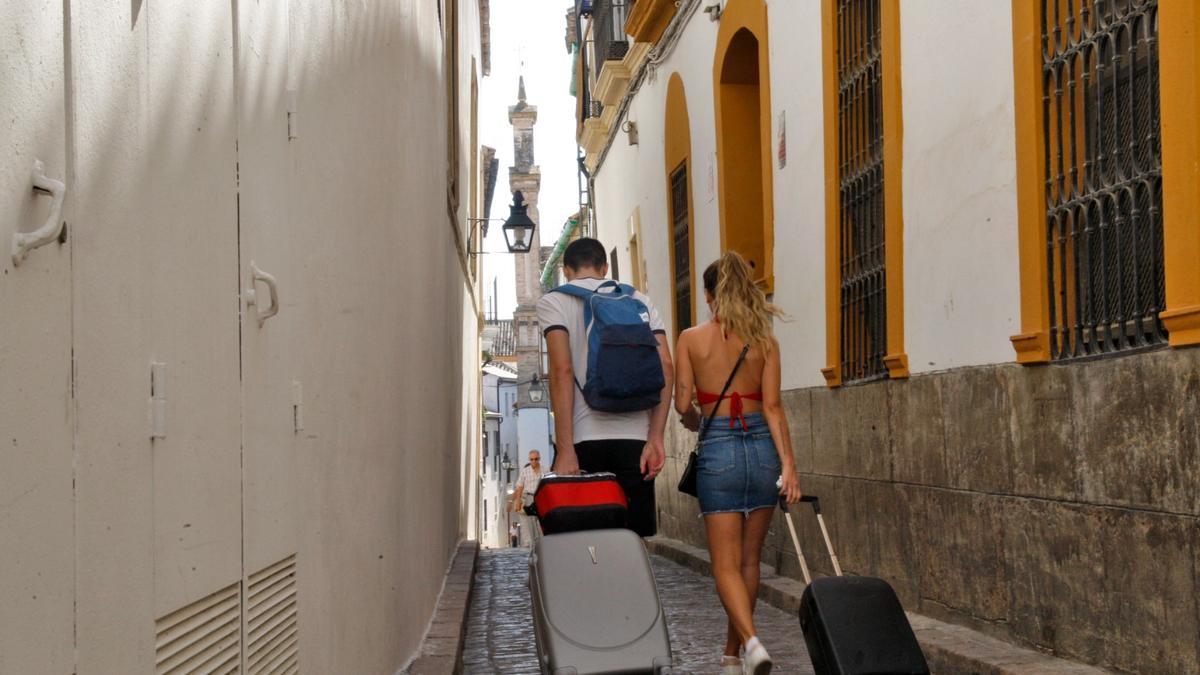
[501,456,514,484]
[528,374,545,403]
[467,191,538,257]
[502,191,536,253]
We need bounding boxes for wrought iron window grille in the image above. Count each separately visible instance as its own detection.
[670,162,693,337]
[837,0,887,384]
[1042,0,1167,360]
[594,0,631,64]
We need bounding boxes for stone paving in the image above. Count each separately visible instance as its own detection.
[462,547,814,674]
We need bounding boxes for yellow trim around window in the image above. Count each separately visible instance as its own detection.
[1008,0,1052,363]
[821,0,907,387]
[1011,0,1200,359]
[665,74,697,341]
[1159,2,1200,347]
[713,0,775,294]
[880,0,907,379]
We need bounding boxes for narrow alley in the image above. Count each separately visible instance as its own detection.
[462,548,814,674]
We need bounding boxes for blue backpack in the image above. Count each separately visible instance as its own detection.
[551,281,665,413]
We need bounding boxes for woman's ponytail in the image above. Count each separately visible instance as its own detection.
[706,251,783,353]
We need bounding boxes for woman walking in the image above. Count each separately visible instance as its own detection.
[674,252,801,674]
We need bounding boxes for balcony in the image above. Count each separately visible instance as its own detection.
[580,100,608,169]
[592,0,650,109]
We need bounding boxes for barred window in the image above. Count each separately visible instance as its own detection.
[669,162,693,337]
[837,0,886,383]
[1043,0,1166,359]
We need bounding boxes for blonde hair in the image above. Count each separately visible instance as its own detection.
[703,251,784,353]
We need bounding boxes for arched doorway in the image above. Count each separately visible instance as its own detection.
[714,0,773,291]
[664,74,695,338]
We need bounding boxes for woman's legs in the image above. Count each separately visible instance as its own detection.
[722,507,776,656]
[705,512,758,656]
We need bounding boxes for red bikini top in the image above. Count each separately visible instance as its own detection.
[696,390,763,431]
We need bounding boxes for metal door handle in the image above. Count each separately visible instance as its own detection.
[12,160,66,266]
[245,260,280,325]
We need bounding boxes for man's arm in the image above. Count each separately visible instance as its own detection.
[545,329,579,474]
[510,470,525,511]
[640,333,674,478]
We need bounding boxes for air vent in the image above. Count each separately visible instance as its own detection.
[246,555,298,674]
[155,583,241,674]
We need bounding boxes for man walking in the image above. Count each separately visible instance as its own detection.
[537,238,673,537]
[510,450,548,546]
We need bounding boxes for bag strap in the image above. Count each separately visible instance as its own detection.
[698,344,750,441]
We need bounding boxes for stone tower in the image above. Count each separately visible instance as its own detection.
[509,77,546,408]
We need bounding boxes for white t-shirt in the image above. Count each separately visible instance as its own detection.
[536,278,667,443]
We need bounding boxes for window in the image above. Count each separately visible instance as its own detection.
[837,0,886,382]
[1042,0,1166,359]
[821,0,905,387]
[670,163,693,335]
[665,73,695,338]
[483,501,488,531]
[628,208,646,291]
[610,247,621,282]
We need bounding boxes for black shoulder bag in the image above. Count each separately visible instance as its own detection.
[678,344,750,497]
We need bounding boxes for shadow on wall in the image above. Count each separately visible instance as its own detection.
[53,1,464,673]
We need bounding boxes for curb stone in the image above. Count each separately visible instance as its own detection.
[406,541,480,675]
[645,536,1112,675]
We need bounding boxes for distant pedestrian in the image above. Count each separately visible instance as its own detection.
[510,450,548,546]
[509,520,519,548]
[537,237,673,537]
[674,252,801,674]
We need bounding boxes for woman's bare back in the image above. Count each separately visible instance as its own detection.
[684,320,766,417]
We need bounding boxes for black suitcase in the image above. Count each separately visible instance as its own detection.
[780,495,930,675]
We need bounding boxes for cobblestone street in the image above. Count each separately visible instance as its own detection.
[463,547,813,674]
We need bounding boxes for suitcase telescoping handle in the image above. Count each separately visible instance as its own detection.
[779,495,843,584]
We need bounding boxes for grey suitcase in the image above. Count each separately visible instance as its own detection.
[529,528,673,674]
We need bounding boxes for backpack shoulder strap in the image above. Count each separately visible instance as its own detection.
[550,283,594,300]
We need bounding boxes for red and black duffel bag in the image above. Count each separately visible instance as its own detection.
[533,473,628,535]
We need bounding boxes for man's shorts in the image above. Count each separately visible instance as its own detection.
[574,439,656,538]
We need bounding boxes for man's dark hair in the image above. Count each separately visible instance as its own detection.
[562,237,607,271]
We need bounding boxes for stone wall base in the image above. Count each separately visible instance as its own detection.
[654,347,1200,673]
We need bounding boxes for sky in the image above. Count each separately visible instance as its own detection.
[478,0,579,320]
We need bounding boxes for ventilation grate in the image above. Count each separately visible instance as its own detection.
[155,583,241,675]
[245,555,298,674]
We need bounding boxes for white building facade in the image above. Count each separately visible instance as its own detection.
[572,0,1200,671]
[481,365,520,548]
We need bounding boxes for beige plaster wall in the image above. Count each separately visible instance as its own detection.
[2,0,482,672]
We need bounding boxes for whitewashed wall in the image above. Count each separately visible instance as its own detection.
[517,407,552,470]
[592,0,1024,389]
[594,10,722,344]
[766,0,829,388]
[899,0,1021,373]
[1,1,482,672]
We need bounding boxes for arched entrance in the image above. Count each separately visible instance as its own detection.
[714,0,773,291]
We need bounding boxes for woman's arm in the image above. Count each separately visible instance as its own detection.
[673,331,701,431]
[761,337,801,502]
[673,331,693,416]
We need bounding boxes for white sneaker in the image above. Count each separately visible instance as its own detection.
[720,655,743,675]
[743,637,773,675]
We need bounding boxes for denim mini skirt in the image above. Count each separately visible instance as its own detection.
[696,413,781,515]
